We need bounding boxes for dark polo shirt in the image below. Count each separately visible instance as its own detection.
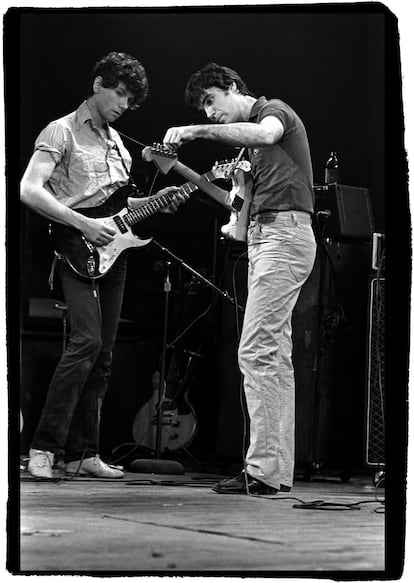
[248,96,314,216]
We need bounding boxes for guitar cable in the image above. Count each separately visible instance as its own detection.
[117,131,162,198]
[229,249,252,494]
[117,131,146,149]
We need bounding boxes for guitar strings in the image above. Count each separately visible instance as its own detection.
[117,131,147,148]
[118,131,163,197]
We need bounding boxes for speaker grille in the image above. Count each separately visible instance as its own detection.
[365,276,385,466]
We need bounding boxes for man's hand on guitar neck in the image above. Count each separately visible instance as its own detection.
[128,186,189,214]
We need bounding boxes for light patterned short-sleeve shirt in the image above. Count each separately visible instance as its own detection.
[35,101,132,209]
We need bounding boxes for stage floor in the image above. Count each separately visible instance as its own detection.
[14,467,387,576]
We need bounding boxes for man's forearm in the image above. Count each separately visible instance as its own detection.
[194,122,275,147]
[20,184,87,231]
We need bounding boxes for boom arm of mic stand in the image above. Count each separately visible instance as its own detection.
[152,240,244,312]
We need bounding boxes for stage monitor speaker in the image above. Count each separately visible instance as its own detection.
[314,184,374,241]
[365,275,385,467]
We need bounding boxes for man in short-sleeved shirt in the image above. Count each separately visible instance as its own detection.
[20,52,186,480]
[162,63,317,496]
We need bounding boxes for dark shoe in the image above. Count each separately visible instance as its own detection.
[212,471,290,495]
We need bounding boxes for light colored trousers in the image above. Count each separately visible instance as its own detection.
[238,210,316,489]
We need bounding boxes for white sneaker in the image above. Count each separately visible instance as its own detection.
[28,449,54,479]
[65,455,124,479]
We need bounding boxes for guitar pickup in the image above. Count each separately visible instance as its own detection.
[113,215,128,233]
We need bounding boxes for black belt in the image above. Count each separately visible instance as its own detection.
[251,210,312,224]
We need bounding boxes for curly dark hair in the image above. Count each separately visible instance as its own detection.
[184,62,254,112]
[88,51,149,110]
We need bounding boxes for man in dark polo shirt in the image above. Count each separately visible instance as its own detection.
[162,62,316,496]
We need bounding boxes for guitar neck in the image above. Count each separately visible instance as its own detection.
[173,161,232,209]
[123,168,231,226]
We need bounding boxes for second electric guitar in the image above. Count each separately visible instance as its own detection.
[143,143,252,242]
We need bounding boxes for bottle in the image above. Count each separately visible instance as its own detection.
[324,151,339,184]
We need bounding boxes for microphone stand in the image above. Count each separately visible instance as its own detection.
[130,258,185,476]
[129,239,244,476]
[155,260,172,460]
[152,240,244,313]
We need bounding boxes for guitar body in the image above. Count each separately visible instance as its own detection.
[49,186,154,279]
[132,397,197,453]
[132,369,197,453]
[132,341,204,453]
[221,168,253,242]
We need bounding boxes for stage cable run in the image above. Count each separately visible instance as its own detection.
[20,464,385,513]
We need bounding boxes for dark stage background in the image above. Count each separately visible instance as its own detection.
[7,6,407,477]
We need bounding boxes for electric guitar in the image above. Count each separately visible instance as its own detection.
[132,351,199,453]
[218,164,253,243]
[49,160,245,279]
[143,143,252,242]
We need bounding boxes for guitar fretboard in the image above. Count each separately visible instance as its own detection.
[122,171,216,227]
[179,170,216,196]
[124,192,177,226]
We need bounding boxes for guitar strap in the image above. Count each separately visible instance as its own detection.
[116,130,155,196]
[111,133,139,192]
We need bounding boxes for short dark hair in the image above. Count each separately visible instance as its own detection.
[89,51,149,110]
[184,62,254,111]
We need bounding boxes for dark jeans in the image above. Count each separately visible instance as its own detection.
[31,256,127,462]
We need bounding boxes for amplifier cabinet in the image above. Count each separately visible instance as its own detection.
[314,184,375,241]
[365,275,385,467]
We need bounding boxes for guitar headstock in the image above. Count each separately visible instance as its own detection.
[212,159,251,180]
[142,142,178,174]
